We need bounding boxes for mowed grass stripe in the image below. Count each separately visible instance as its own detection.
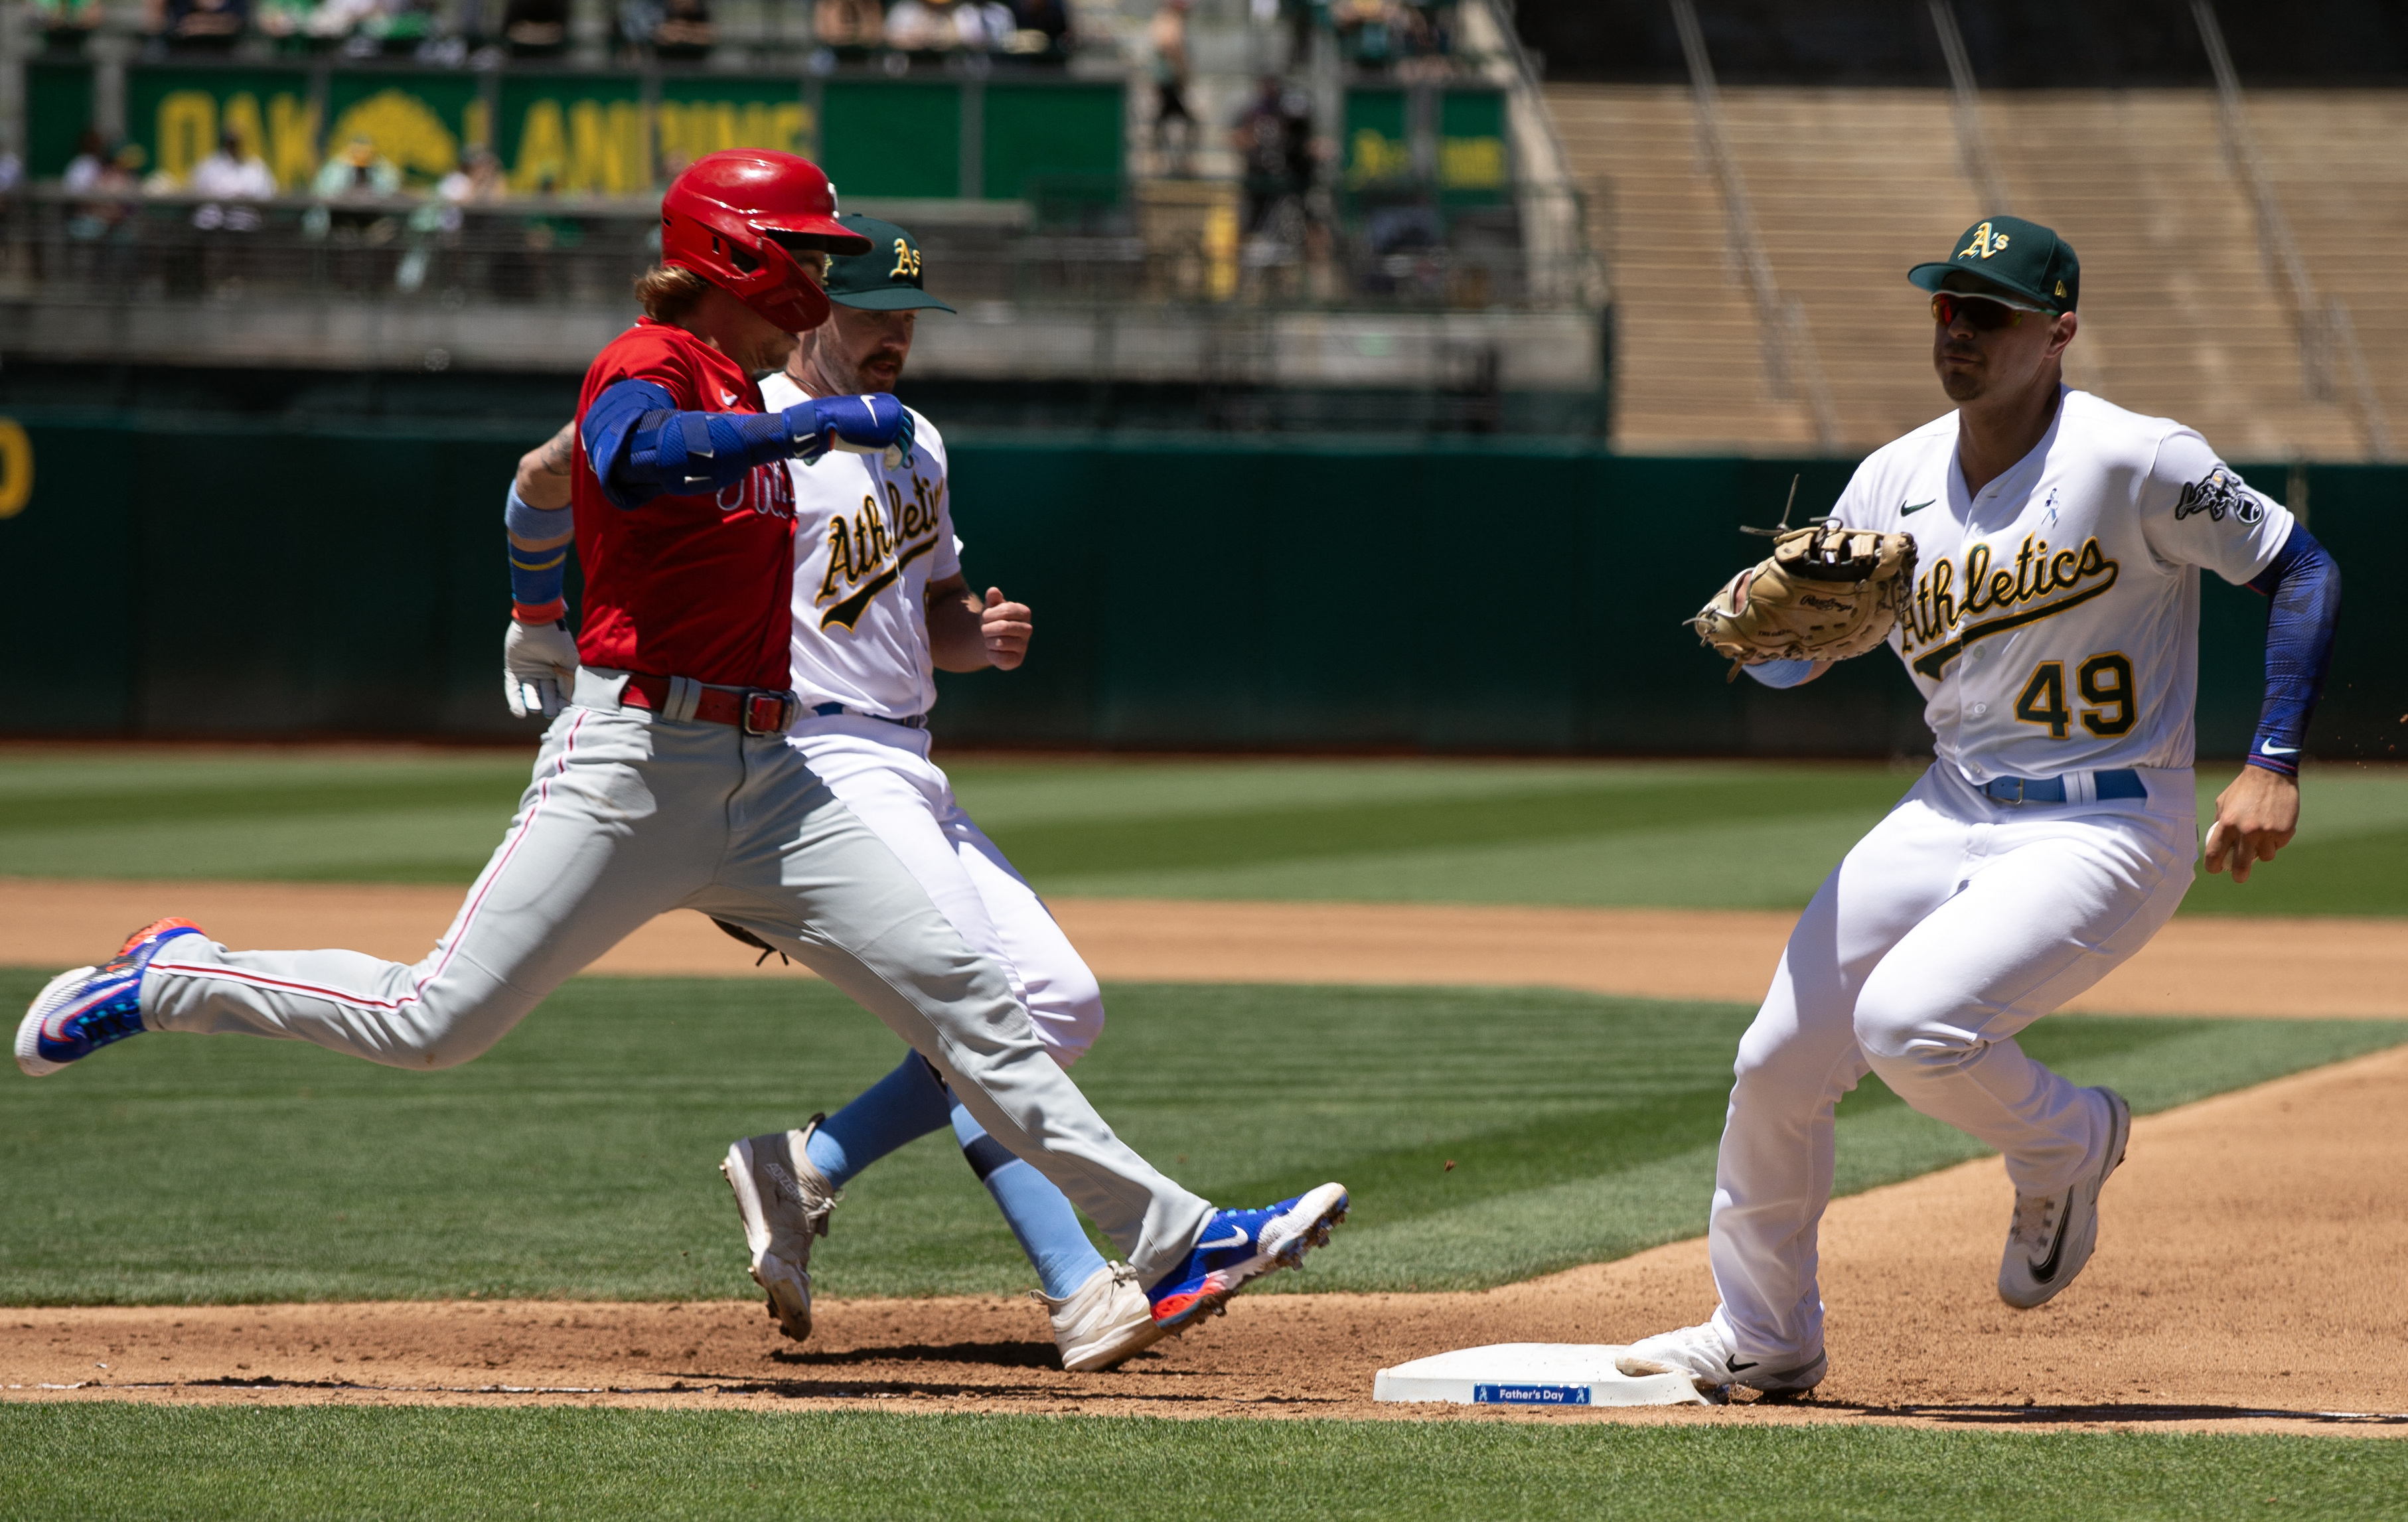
[3,749,2401,913]
[3,1405,2405,1522]
[2,970,2398,1304]
[964,775,1910,877]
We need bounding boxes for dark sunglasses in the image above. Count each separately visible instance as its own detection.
[1929,291,2047,331]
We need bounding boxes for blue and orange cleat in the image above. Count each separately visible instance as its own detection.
[1144,1182,1349,1332]
[15,918,204,1077]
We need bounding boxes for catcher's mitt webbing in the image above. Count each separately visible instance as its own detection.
[1690,523,1918,678]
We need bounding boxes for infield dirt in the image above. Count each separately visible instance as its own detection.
[3,877,2403,1018]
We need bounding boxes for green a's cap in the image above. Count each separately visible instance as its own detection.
[822,213,955,313]
[1908,215,2079,314]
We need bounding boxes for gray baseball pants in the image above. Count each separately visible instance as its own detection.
[138,668,1213,1281]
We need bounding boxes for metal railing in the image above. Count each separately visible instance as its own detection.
[1928,0,2011,216]
[2192,0,2394,459]
[1667,0,1839,450]
[0,182,1596,317]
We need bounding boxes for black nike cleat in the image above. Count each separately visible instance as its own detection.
[1998,1086,2131,1309]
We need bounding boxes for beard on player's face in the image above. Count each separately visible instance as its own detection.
[802,309,916,392]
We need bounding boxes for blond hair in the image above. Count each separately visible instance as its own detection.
[633,264,712,323]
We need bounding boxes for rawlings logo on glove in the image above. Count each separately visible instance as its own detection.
[1691,522,1918,680]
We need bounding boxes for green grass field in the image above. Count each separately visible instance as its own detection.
[3,967,2399,1304]
[5,1405,2404,1522]
[1,750,2401,915]
[5,748,2404,1517]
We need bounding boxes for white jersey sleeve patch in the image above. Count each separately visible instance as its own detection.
[2140,429,2295,585]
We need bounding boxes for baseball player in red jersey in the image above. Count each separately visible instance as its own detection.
[19,150,1349,1332]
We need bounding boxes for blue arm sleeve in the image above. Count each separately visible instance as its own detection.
[581,378,799,510]
[2241,526,2340,776]
[1744,658,1817,689]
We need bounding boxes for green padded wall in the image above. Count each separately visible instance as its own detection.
[0,418,2390,762]
[820,80,960,200]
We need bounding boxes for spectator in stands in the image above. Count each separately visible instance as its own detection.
[31,0,102,51]
[500,0,567,52]
[950,0,1017,53]
[1150,0,1194,175]
[1002,0,1069,56]
[189,125,277,231]
[65,141,141,242]
[1331,0,1391,69]
[814,0,882,49]
[61,128,108,192]
[1233,74,1314,234]
[252,0,324,44]
[189,127,277,201]
[886,0,948,53]
[619,0,712,56]
[652,0,713,52]
[438,147,507,206]
[314,135,402,198]
[1393,0,1452,78]
[144,0,248,51]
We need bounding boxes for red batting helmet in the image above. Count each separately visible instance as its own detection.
[659,149,873,333]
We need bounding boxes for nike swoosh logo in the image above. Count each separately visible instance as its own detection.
[2260,742,2299,755]
[1726,1357,1758,1372]
[1901,500,1935,514]
[2031,1204,2070,1284]
[1195,1229,1251,1252]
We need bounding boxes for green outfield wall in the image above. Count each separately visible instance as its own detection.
[0,416,2392,759]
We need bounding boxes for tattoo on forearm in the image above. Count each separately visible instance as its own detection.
[539,422,576,475]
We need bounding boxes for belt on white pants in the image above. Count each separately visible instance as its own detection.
[1980,769,2146,806]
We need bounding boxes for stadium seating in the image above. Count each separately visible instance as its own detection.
[1549,84,2400,460]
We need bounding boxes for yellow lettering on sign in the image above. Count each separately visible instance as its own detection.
[220,92,266,165]
[1204,199,1238,301]
[1345,128,1413,188]
[512,100,568,192]
[464,98,492,153]
[658,99,808,173]
[1438,136,1505,189]
[269,95,321,191]
[563,98,646,194]
[0,420,33,520]
[156,91,218,183]
[328,89,461,182]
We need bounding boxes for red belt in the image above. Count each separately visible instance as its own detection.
[617,672,798,736]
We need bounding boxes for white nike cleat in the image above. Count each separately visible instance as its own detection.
[720,1116,842,1342]
[1040,1262,1171,1373]
[1616,1321,1826,1399]
[1999,1085,2130,1309]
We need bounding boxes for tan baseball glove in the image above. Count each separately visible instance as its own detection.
[1690,522,1918,679]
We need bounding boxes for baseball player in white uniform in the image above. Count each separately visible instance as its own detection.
[1621,216,2342,1397]
[505,216,1187,1372]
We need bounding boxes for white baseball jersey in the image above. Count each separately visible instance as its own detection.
[1833,387,2293,784]
[761,371,962,720]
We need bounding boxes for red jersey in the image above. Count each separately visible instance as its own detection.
[571,319,799,691]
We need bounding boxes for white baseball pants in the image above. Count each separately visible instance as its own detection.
[1708,761,2195,1365]
[787,716,1104,1064]
[136,669,1211,1280]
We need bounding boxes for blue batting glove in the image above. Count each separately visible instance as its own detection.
[784,394,915,467]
